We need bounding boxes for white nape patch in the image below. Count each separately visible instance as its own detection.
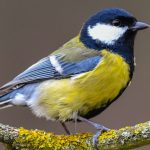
[12,93,26,105]
[49,55,63,74]
[88,23,128,45]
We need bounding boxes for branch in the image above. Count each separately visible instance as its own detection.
[0,121,150,150]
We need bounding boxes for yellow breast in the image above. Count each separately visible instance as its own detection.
[31,50,130,121]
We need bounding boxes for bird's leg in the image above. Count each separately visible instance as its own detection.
[78,116,109,131]
[60,122,72,135]
[78,116,110,149]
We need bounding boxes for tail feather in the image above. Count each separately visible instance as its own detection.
[0,99,12,105]
[0,96,13,109]
[0,103,13,110]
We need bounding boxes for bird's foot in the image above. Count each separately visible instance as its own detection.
[92,127,110,149]
[77,116,110,149]
[89,121,110,131]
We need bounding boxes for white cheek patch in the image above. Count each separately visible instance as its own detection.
[88,23,128,45]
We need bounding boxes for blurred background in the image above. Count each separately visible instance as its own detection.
[0,0,150,149]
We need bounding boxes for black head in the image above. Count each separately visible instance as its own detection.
[80,8,149,77]
[80,8,149,51]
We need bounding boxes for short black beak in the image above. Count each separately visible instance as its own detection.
[130,21,150,31]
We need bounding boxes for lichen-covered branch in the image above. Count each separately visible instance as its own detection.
[0,121,150,150]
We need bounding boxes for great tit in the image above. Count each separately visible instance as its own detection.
[0,8,149,145]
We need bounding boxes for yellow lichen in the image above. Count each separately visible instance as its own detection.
[99,130,117,142]
[10,122,150,150]
[13,128,92,150]
[119,126,131,132]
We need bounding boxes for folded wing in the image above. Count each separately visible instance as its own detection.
[0,54,101,96]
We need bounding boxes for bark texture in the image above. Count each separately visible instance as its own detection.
[0,121,150,150]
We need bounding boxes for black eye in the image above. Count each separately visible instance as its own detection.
[112,19,121,26]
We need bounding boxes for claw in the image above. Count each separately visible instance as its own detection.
[77,116,110,149]
[93,130,102,150]
[92,128,109,150]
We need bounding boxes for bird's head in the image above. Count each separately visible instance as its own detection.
[80,8,149,51]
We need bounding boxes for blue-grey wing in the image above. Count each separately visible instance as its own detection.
[57,55,101,76]
[0,57,57,90]
[0,54,101,91]
[0,54,101,105]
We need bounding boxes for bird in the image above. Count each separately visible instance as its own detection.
[0,7,149,146]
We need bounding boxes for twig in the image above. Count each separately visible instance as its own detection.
[0,121,150,150]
